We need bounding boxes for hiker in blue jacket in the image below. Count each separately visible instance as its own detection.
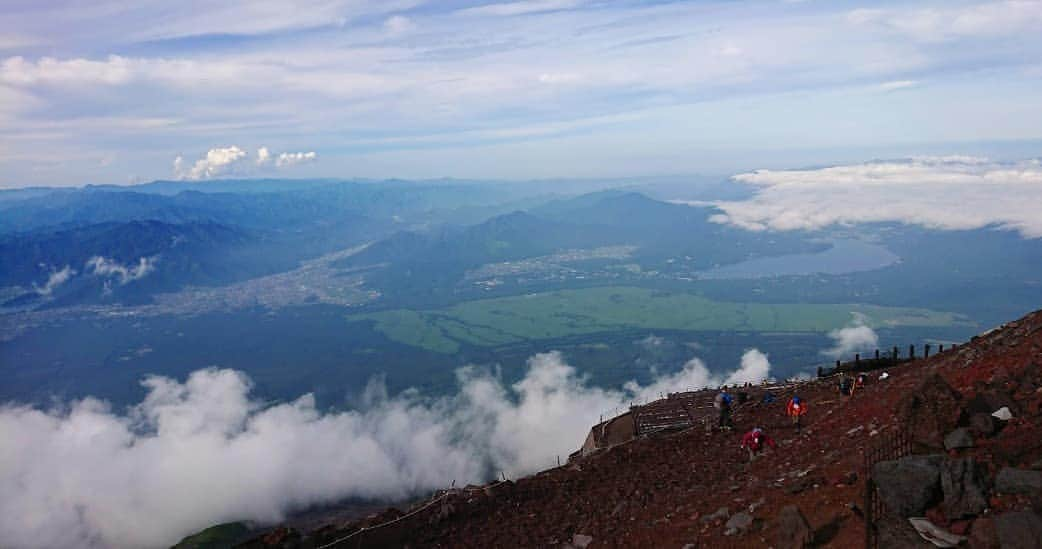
[714,388,734,430]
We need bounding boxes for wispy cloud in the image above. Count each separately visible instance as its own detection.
[86,256,156,285]
[458,0,586,17]
[1,1,1042,185]
[32,265,75,296]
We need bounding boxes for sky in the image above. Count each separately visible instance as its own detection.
[1,0,1042,187]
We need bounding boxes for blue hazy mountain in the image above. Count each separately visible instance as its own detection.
[1,220,272,306]
[339,191,827,308]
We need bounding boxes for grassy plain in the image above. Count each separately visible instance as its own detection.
[350,287,972,354]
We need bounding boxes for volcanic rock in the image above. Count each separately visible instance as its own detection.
[724,511,753,536]
[875,516,932,548]
[873,455,944,517]
[571,533,593,548]
[898,373,963,449]
[944,428,975,450]
[941,457,988,520]
[773,505,813,549]
[995,468,1042,495]
[995,511,1042,549]
[968,413,999,438]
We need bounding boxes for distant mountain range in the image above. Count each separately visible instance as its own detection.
[3,178,1041,325]
[340,191,827,307]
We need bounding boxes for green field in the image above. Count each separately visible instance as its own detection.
[348,287,974,354]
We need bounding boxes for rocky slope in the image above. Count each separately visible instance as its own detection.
[235,309,1042,548]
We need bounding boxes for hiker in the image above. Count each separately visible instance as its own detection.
[838,374,853,398]
[714,388,734,430]
[854,373,867,394]
[740,427,777,461]
[762,391,777,405]
[786,395,807,433]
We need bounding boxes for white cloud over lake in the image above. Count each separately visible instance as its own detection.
[710,156,1042,238]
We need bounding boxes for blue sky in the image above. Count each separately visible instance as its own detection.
[1,0,1041,187]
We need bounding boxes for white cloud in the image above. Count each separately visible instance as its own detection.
[849,1,1042,43]
[174,146,247,180]
[0,351,768,548]
[458,0,586,17]
[383,15,416,36]
[711,156,1042,238]
[86,256,156,285]
[32,265,75,296]
[724,349,771,385]
[0,55,133,86]
[255,146,271,165]
[16,0,426,43]
[275,151,317,167]
[175,146,316,178]
[878,79,917,91]
[821,313,879,359]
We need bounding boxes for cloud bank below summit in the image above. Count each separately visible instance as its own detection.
[0,351,770,549]
[706,156,1042,238]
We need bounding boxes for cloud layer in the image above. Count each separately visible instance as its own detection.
[0,351,769,548]
[712,157,1042,238]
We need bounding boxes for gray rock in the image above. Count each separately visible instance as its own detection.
[773,505,813,549]
[941,457,988,519]
[944,428,975,450]
[701,506,729,524]
[995,511,1042,549]
[898,374,963,449]
[995,468,1042,495]
[873,455,944,517]
[724,511,753,536]
[571,533,593,548]
[968,412,999,438]
[875,516,932,548]
[748,497,766,513]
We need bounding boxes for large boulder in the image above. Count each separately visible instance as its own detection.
[995,511,1042,549]
[724,511,754,536]
[874,455,944,517]
[876,516,932,548]
[995,468,1042,495]
[898,373,963,449]
[968,413,1000,438]
[941,457,988,519]
[773,505,813,549]
[944,428,975,450]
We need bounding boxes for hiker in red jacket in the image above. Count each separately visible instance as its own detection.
[741,427,777,461]
[786,395,808,433]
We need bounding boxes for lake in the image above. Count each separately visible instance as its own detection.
[698,238,899,279]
